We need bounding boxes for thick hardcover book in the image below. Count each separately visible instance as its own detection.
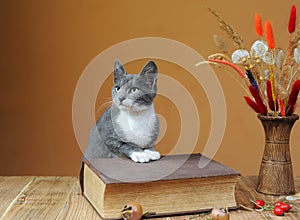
[80,154,240,219]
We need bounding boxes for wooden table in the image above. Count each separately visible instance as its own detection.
[0,176,300,219]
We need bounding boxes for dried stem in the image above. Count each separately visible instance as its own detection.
[290,21,300,53]
[208,7,245,49]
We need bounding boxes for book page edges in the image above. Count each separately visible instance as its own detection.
[83,162,239,219]
[103,175,238,218]
[83,163,106,216]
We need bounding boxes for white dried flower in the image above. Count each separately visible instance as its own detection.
[262,51,275,65]
[294,48,300,63]
[231,49,249,64]
[250,40,268,58]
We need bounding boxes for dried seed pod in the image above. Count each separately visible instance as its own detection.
[210,208,230,220]
[121,202,143,220]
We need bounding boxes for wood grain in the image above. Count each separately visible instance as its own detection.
[0,176,34,218]
[56,181,100,220]
[257,114,298,195]
[1,176,77,220]
[233,176,300,220]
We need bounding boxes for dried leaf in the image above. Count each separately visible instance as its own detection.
[212,34,229,53]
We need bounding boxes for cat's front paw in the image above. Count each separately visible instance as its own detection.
[144,149,160,161]
[130,151,150,163]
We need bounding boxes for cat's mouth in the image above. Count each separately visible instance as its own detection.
[118,103,132,110]
[116,101,149,112]
[115,99,134,110]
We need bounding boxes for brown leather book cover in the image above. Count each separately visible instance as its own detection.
[81,154,239,185]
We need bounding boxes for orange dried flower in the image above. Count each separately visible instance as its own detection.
[279,100,285,116]
[255,13,263,37]
[265,20,275,49]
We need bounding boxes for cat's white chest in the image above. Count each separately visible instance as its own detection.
[116,107,157,148]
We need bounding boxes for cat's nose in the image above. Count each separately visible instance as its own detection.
[119,97,125,103]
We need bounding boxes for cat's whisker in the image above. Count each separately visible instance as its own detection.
[98,97,113,103]
[96,100,113,114]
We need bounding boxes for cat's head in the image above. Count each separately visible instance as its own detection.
[112,60,158,112]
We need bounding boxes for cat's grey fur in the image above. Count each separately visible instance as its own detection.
[83,60,160,163]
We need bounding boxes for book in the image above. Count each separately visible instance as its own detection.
[80,154,240,219]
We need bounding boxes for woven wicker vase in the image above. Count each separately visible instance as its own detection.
[257,114,299,195]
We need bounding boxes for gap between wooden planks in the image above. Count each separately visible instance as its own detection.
[0,176,75,219]
[0,176,101,220]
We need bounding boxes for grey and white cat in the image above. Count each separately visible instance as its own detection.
[83,60,160,163]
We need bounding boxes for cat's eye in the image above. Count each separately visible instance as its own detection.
[115,86,121,92]
[129,87,138,93]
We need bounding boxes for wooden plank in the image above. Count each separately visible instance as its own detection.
[0,176,34,218]
[235,176,257,208]
[1,176,77,220]
[169,210,266,220]
[56,180,100,220]
[0,176,299,220]
[233,176,300,220]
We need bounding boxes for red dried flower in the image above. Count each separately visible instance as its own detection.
[286,80,300,116]
[207,58,246,78]
[288,5,296,34]
[244,96,260,113]
[288,80,300,106]
[248,86,267,115]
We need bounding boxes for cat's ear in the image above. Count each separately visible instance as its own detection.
[139,61,158,89]
[140,61,157,76]
[114,59,126,83]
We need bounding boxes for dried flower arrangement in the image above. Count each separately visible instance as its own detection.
[197,6,300,116]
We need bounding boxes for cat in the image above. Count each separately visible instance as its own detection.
[83,60,161,163]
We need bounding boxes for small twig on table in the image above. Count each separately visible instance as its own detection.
[238,204,254,211]
[290,203,300,211]
[189,213,209,219]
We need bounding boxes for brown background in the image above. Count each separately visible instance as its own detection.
[1,0,300,176]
